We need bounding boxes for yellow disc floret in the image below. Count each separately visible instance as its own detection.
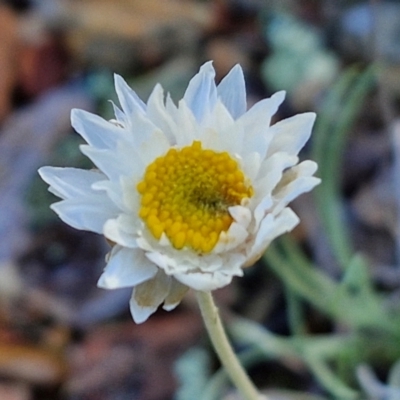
[137,141,253,253]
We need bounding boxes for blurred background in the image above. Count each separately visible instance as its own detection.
[1,0,400,399]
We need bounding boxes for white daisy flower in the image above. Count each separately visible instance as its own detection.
[39,62,320,323]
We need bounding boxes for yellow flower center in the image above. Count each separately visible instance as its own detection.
[137,141,253,253]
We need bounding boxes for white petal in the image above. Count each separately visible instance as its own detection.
[246,208,299,266]
[39,167,105,200]
[98,246,158,289]
[110,101,127,125]
[254,153,299,200]
[132,126,171,166]
[267,112,316,157]
[253,195,273,233]
[114,74,146,116]
[80,145,131,181]
[146,84,177,144]
[116,143,145,180]
[145,248,192,276]
[240,152,261,183]
[165,93,178,116]
[229,205,252,229]
[236,91,286,158]
[183,61,217,123]
[116,94,172,164]
[198,254,224,273]
[130,271,170,323]
[51,196,119,233]
[120,176,141,215]
[115,213,141,235]
[103,218,138,248]
[136,236,153,252]
[213,222,248,253]
[222,253,246,276]
[173,99,200,146]
[145,250,172,271]
[295,159,319,176]
[92,179,126,211]
[217,64,247,119]
[200,100,235,152]
[80,139,150,182]
[279,175,320,208]
[174,270,233,291]
[163,278,189,311]
[129,297,157,323]
[71,109,124,149]
[272,175,321,216]
[108,93,170,165]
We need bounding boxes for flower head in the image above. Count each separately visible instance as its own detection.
[39,62,320,323]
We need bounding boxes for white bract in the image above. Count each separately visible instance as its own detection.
[39,62,320,323]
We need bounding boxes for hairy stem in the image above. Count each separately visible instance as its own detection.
[196,290,265,400]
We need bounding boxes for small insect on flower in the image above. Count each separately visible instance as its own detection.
[39,62,320,323]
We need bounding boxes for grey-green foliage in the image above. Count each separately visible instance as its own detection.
[357,361,400,399]
[174,347,212,400]
[312,66,376,269]
[261,10,339,96]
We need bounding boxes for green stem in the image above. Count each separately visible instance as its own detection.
[196,291,265,400]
